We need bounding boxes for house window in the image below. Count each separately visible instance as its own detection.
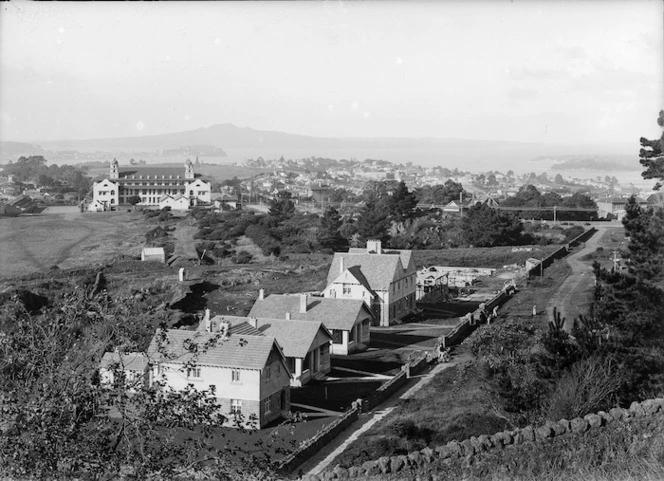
[303,353,312,372]
[187,367,201,379]
[264,396,272,414]
[331,330,343,344]
[265,365,271,379]
[231,370,240,383]
[342,284,351,295]
[231,399,242,414]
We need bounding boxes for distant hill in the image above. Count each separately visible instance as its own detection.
[0,142,44,163]
[2,123,637,171]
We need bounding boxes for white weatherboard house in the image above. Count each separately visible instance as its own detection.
[91,159,211,210]
[249,292,373,355]
[99,352,149,391]
[198,312,333,387]
[147,320,291,429]
[323,240,417,326]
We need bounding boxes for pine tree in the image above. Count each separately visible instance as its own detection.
[385,180,418,224]
[639,109,664,190]
[317,206,346,250]
[356,193,391,244]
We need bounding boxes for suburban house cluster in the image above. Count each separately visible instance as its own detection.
[89,158,211,211]
[100,241,418,429]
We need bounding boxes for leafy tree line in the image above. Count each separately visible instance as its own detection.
[192,179,558,259]
[500,185,598,221]
[4,155,92,194]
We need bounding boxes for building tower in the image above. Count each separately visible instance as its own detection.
[185,158,195,180]
[110,158,119,180]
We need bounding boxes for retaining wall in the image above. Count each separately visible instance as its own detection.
[303,398,664,480]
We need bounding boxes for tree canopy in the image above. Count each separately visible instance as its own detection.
[461,203,523,247]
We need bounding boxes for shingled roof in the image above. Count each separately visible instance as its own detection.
[100,352,149,371]
[197,315,264,336]
[327,249,415,291]
[255,318,332,359]
[147,329,279,371]
[248,294,372,331]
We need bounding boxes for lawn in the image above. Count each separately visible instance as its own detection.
[413,245,563,269]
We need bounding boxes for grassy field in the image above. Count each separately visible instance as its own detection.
[0,209,153,281]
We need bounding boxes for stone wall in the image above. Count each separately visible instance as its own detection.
[303,398,664,480]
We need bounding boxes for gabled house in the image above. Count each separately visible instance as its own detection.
[196,312,332,386]
[147,323,290,429]
[99,352,149,391]
[254,318,332,387]
[249,292,373,355]
[322,240,417,326]
[87,199,106,212]
[442,201,462,214]
[597,197,649,220]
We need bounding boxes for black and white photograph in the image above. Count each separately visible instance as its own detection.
[1,1,663,479]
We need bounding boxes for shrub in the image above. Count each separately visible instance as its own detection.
[545,355,625,420]
[233,250,253,264]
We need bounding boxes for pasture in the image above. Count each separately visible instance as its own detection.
[0,208,152,280]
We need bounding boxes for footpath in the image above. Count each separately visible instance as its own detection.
[545,225,618,330]
[299,349,473,477]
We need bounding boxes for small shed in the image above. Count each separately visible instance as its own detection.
[159,194,190,211]
[87,200,105,212]
[525,258,542,272]
[141,247,166,263]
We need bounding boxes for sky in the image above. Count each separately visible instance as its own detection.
[0,1,662,144]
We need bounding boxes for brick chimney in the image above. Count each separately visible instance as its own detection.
[258,288,264,300]
[339,256,345,274]
[249,317,258,328]
[285,312,291,320]
[367,240,382,254]
[300,294,308,313]
[203,309,211,332]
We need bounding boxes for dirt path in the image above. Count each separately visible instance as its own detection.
[546,226,619,331]
[299,350,473,477]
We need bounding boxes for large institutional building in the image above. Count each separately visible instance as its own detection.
[89,159,211,211]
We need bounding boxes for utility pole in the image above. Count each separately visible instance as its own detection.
[612,250,621,272]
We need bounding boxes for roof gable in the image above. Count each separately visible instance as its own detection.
[255,318,331,358]
[327,250,415,290]
[147,329,279,370]
[248,294,373,331]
